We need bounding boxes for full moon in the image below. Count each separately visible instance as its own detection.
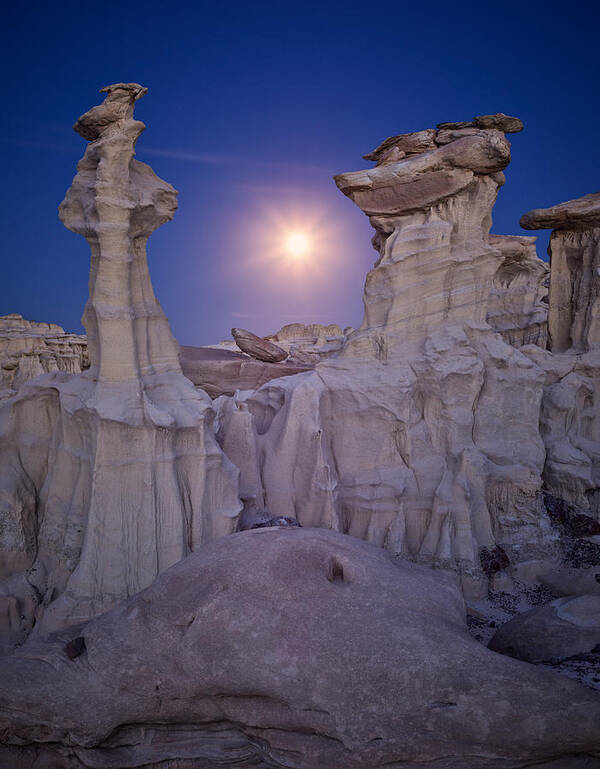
[285,231,310,258]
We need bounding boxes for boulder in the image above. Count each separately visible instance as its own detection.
[232,327,288,363]
[489,594,600,663]
[1,529,599,769]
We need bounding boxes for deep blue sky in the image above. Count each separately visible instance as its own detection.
[2,0,599,345]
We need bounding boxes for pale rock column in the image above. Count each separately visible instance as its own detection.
[0,85,241,646]
[521,192,600,353]
[520,193,600,512]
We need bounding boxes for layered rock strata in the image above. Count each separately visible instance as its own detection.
[0,314,88,400]
[0,84,240,647]
[521,193,600,513]
[215,115,553,598]
[1,529,598,769]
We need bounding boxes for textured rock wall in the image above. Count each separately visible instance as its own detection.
[0,314,88,400]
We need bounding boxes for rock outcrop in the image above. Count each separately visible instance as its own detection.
[1,529,599,769]
[520,192,600,513]
[0,314,88,400]
[215,114,553,598]
[0,84,240,647]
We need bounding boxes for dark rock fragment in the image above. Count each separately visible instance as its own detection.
[65,636,86,659]
[480,545,510,577]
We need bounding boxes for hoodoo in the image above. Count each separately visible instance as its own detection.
[0,85,240,647]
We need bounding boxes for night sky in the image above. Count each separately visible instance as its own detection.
[2,1,599,345]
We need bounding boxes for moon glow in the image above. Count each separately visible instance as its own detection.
[285,231,310,258]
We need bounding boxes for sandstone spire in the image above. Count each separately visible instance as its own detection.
[0,86,240,645]
[59,83,184,401]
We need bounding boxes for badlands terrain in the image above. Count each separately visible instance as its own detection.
[0,83,599,768]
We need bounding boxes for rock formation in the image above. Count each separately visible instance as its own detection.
[1,94,600,769]
[0,84,240,648]
[215,114,553,598]
[521,192,600,354]
[0,314,88,400]
[1,529,599,769]
[520,193,600,514]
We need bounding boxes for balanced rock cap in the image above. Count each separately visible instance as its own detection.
[73,82,148,141]
[520,192,600,230]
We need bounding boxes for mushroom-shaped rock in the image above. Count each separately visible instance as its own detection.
[232,327,288,363]
[521,192,600,353]
[0,529,599,769]
[0,84,241,644]
[335,129,511,217]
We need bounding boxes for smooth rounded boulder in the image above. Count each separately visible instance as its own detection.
[0,528,599,769]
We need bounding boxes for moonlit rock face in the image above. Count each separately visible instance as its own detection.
[217,113,558,599]
[0,529,599,769]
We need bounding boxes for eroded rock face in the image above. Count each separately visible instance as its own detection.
[486,235,549,348]
[216,114,553,598]
[0,529,599,769]
[0,85,240,646]
[0,314,88,400]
